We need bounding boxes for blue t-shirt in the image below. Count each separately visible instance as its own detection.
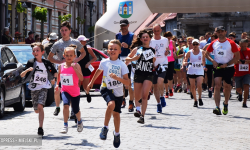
[116,32,134,57]
[184,47,190,62]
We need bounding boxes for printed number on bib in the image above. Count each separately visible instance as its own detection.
[88,64,94,72]
[34,72,47,84]
[143,50,155,61]
[239,64,249,71]
[192,62,202,69]
[61,74,73,86]
[216,49,226,58]
[105,77,123,89]
[178,58,183,65]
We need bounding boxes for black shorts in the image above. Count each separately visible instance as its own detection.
[164,61,175,83]
[214,67,235,84]
[188,75,204,79]
[100,87,123,113]
[128,64,132,79]
[153,70,167,84]
[134,74,154,83]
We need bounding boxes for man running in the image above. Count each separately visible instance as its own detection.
[115,19,136,111]
[206,26,240,115]
[48,21,86,116]
[149,24,169,113]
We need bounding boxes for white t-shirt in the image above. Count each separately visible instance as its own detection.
[99,58,129,97]
[150,36,169,66]
[42,39,49,45]
[199,40,207,49]
[28,61,51,91]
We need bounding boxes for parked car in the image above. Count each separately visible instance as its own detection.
[6,44,55,106]
[0,45,26,118]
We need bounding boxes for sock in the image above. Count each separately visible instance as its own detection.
[169,89,172,93]
[158,102,161,105]
[104,126,109,129]
[136,106,141,111]
[56,107,60,109]
[114,131,120,136]
[78,119,82,125]
[64,122,68,126]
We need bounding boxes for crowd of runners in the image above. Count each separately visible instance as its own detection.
[23,19,250,148]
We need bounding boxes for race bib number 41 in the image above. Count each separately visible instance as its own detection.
[239,64,249,71]
[105,77,123,89]
[61,74,73,86]
[143,50,155,61]
[34,72,47,85]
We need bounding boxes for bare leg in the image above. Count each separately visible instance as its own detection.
[35,104,44,128]
[196,76,204,99]
[63,105,69,123]
[189,78,197,101]
[214,77,222,107]
[141,80,153,116]
[104,101,115,126]
[113,112,120,133]
[223,81,231,105]
[54,88,61,107]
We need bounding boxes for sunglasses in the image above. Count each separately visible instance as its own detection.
[193,44,199,46]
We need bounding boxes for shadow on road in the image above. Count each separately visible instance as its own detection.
[141,124,181,130]
[65,139,100,147]
[0,110,33,120]
[230,115,250,120]
[43,134,72,140]
[160,113,191,117]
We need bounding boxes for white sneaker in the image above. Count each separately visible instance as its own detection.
[60,126,68,134]
[77,123,83,132]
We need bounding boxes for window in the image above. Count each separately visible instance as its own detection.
[47,9,52,33]
[1,50,9,66]
[91,49,105,61]
[58,12,61,37]
[5,48,17,63]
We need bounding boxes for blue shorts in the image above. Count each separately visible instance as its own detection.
[62,92,80,114]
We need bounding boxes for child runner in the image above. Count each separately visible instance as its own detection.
[126,29,156,124]
[86,39,129,148]
[56,45,84,133]
[21,42,57,136]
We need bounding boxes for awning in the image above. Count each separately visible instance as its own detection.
[164,13,177,21]
[147,13,172,29]
[134,13,158,35]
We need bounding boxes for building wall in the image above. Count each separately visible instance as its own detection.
[165,19,177,36]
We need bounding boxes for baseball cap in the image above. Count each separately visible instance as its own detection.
[15,31,21,35]
[217,26,226,31]
[120,19,129,26]
[49,32,58,40]
[77,35,89,41]
[192,39,200,44]
[28,31,34,35]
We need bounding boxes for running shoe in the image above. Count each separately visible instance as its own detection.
[190,93,193,99]
[169,89,174,97]
[121,99,126,108]
[174,84,180,93]
[165,92,169,98]
[38,127,44,136]
[198,99,203,106]
[77,123,83,132]
[125,89,128,97]
[160,97,166,107]
[243,103,248,108]
[157,104,162,113]
[238,94,242,102]
[128,101,134,112]
[208,90,212,98]
[148,92,151,100]
[53,107,60,116]
[134,110,141,118]
[100,127,109,140]
[113,133,121,148]
[86,93,91,103]
[187,89,190,94]
[178,87,183,93]
[184,89,187,93]
[213,107,222,115]
[193,101,198,107]
[222,102,228,115]
[60,126,68,134]
[137,116,144,124]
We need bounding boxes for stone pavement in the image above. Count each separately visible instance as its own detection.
[0,89,250,150]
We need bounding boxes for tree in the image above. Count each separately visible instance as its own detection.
[58,14,72,23]
[32,7,47,40]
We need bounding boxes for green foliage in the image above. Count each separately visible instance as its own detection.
[76,16,85,25]
[88,26,95,33]
[16,1,26,13]
[58,14,72,23]
[32,7,47,22]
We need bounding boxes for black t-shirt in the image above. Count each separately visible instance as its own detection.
[77,45,91,76]
[135,47,155,76]
[2,35,11,44]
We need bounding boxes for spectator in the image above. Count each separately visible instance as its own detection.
[228,32,240,48]
[2,27,13,44]
[35,35,40,42]
[14,31,22,43]
[247,36,250,48]
[199,36,205,41]
[42,33,51,45]
[43,32,58,59]
[25,31,35,44]
[241,32,248,40]
[200,32,212,49]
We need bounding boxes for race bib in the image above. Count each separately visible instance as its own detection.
[216,49,227,58]
[167,50,172,57]
[88,64,94,72]
[178,58,183,65]
[34,72,47,85]
[143,50,155,61]
[239,64,249,71]
[192,62,202,69]
[60,74,73,86]
[105,77,123,89]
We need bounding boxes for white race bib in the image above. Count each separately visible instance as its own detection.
[216,49,227,58]
[178,58,183,65]
[239,64,249,71]
[61,74,73,86]
[88,64,94,72]
[192,62,203,69]
[143,50,155,61]
[105,77,123,89]
[34,72,47,85]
